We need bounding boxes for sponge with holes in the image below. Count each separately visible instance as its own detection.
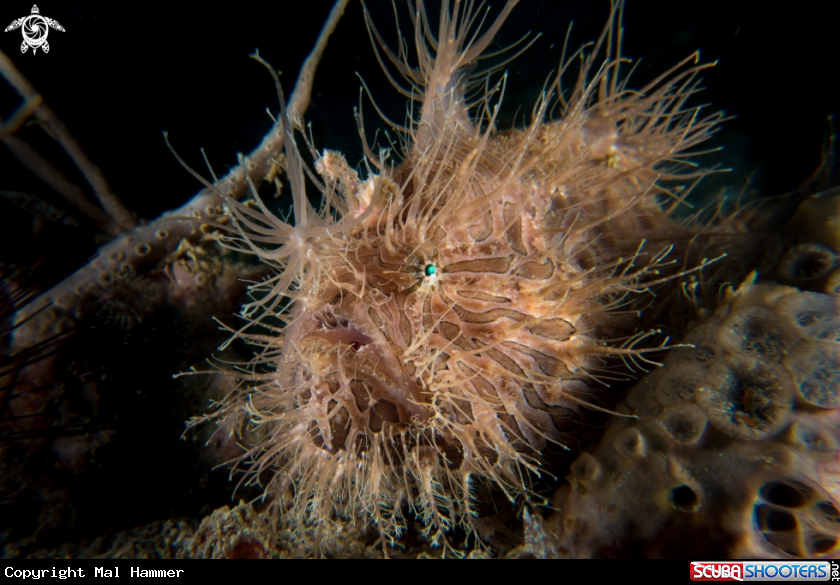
[552,279,840,558]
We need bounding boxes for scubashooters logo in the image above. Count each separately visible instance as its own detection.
[4,5,65,54]
[691,561,837,581]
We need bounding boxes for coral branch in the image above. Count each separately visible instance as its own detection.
[4,0,351,444]
[8,0,348,323]
[0,48,136,233]
[0,133,119,234]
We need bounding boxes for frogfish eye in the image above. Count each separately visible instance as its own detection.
[424,264,436,277]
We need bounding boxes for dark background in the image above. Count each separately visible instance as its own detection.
[1,0,837,227]
[0,0,837,545]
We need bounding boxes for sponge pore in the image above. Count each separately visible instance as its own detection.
[698,359,794,441]
[553,280,840,558]
[785,345,840,409]
[754,479,840,558]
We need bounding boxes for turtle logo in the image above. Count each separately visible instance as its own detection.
[4,5,65,55]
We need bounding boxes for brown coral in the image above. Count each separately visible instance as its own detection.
[192,0,738,553]
[556,279,840,558]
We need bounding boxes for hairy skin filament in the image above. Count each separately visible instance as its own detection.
[188,0,754,555]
